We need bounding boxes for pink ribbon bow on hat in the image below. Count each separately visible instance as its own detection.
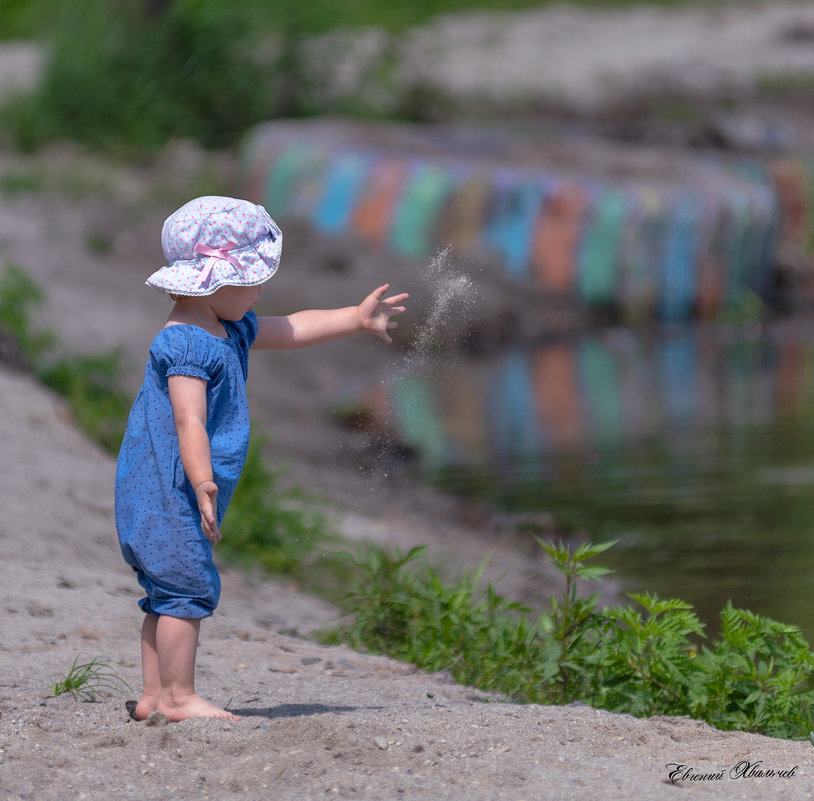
[193,241,244,289]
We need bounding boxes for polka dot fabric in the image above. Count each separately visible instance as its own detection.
[114,312,258,618]
[145,196,282,297]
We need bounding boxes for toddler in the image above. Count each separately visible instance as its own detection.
[115,196,407,721]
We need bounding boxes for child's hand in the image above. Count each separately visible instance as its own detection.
[357,284,409,345]
[195,480,221,545]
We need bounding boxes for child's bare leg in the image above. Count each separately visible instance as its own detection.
[154,615,239,721]
[135,613,161,719]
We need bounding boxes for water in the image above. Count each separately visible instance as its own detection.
[382,319,814,642]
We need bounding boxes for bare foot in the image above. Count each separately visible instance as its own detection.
[157,692,240,722]
[134,693,159,721]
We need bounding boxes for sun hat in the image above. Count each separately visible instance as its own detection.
[145,196,282,296]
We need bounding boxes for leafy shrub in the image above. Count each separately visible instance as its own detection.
[219,433,329,576]
[7,0,278,152]
[335,538,814,740]
[338,545,551,692]
[38,351,130,452]
[692,605,814,739]
[0,263,55,362]
[0,264,129,451]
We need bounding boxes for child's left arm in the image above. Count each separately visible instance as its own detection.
[252,284,408,350]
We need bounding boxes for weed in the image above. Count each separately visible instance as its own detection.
[0,264,55,362]
[0,266,130,454]
[0,265,130,451]
[335,545,550,693]
[84,232,113,256]
[334,538,814,740]
[219,433,330,577]
[756,70,814,96]
[51,655,133,701]
[0,170,44,196]
[38,352,130,452]
[5,0,276,153]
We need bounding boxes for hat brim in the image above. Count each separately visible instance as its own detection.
[146,232,282,296]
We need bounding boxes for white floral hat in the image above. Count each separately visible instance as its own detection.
[145,196,282,296]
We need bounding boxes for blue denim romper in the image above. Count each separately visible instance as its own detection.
[115,312,257,618]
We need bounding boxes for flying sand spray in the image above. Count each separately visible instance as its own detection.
[359,246,481,481]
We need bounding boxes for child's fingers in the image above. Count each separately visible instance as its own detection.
[206,513,220,544]
[202,516,221,545]
[196,483,221,544]
[384,293,409,306]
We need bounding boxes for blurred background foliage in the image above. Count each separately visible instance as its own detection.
[0,0,712,153]
[0,0,698,40]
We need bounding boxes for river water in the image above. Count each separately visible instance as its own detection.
[384,318,814,643]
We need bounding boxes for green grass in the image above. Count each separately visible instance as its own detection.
[0,264,131,451]
[51,655,133,701]
[0,263,54,362]
[219,434,332,577]
[756,70,814,96]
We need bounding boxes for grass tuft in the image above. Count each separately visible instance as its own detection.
[51,655,133,702]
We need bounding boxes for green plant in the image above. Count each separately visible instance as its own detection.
[51,655,133,701]
[39,352,130,452]
[0,264,130,451]
[0,263,55,362]
[219,434,330,577]
[0,0,768,45]
[0,266,126,450]
[333,537,814,739]
[535,538,616,703]
[336,544,551,693]
[594,593,706,716]
[691,604,814,739]
[0,170,44,196]
[6,0,277,152]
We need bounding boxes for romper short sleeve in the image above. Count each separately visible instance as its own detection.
[153,324,222,383]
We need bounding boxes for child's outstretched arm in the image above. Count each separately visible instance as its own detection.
[252,284,409,350]
[167,375,221,545]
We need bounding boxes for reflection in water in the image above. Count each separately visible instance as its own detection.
[384,323,814,640]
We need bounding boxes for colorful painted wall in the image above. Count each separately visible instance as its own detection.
[241,121,810,322]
